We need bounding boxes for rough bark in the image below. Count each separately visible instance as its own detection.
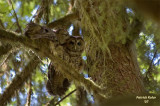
[73,0,146,102]
[88,43,145,96]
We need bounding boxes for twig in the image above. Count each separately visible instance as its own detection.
[146,50,158,77]
[54,89,77,106]
[8,0,22,33]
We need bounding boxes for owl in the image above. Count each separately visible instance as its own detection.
[24,23,85,96]
[62,36,85,71]
[46,35,85,96]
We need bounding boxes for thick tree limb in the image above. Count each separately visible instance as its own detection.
[0,29,107,102]
[0,56,39,105]
[47,13,79,28]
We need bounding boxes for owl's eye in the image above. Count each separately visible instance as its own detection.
[77,42,81,46]
[69,41,74,45]
[45,28,49,32]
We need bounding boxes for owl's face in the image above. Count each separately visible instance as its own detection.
[64,36,84,56]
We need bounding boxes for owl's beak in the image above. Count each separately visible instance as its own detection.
[75,46,77,50]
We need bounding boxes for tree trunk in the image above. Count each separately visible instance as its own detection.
[87,42,145,97]
[75,0,146,99]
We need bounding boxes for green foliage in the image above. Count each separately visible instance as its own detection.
[137,24,160,94]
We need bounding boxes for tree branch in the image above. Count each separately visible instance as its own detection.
[8,0,22,33]
[25,79,32,106]
[0,28,107,103]
[146,50,157,78]
[47,13,79,28]
[0,56,39,105]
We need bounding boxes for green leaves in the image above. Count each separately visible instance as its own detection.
[0,1,10,14]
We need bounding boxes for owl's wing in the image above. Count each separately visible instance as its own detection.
[46,63,71,96]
